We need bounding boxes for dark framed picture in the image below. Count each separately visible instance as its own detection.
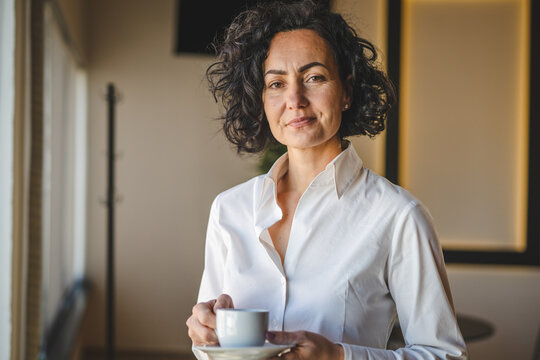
[386,0,539,265]
[174,0,330,55]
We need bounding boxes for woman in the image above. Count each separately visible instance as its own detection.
[186,1,467,359]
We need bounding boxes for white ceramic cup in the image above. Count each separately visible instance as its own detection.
[216,309,269,347]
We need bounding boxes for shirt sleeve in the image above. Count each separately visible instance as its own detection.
[192,195,229,360]
[339,201,467,360]
[197,194,228,303]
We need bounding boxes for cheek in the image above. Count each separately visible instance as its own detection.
[311,86,341,107]
[263,96,283,123]
[314,96,341,120]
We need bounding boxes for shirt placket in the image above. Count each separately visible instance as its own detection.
[272,272,287,330]
[259,229,287,331]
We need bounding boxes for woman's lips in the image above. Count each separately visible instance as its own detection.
[287,116,316,128]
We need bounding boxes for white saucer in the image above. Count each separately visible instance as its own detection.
[194,343,294,360]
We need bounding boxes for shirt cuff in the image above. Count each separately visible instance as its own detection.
[192,346,210,360]
[336,342,353,360]
[336,341,468,360]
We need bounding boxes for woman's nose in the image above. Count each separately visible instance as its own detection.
[286,82,308,109]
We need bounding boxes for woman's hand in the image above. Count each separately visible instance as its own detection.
[186,294,234,345]
[266,330,344,360]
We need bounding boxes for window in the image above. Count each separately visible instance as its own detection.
[40,2,87,334]
[0,0,15,357]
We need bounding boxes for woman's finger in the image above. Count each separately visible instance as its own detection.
[187,295,234,346]
[214,293,234,311]
[266,331,343,360]
[186,314,219,345]
[266,330,303,345]
[268,345,299,360]
[192,301,217,328]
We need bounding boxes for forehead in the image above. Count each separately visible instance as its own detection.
[263,29,337,71]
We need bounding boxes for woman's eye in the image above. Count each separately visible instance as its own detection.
[307,75,325,82]
[268,81,283,89]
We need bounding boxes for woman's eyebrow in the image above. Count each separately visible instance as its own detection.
[298,62,327,72]
[264,62,328,77]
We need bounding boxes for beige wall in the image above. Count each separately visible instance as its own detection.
[81,0,540,358]
[448,265,540,359]
[400,0,529,251]
[83,0,257,351]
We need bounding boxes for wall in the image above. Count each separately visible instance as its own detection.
[81,0,540,358]
[448,265,540,359]
[83,0,258,351]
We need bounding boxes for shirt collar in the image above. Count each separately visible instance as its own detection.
[260,141,363,202]
[254,142,363,239]
[329,141,364,198]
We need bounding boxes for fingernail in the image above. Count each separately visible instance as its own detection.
[265,331,275,341]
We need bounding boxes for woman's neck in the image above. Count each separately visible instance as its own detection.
[281,137,343,195]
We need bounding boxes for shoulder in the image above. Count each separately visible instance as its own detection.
[211,174,266,214]
[360,171,439,246]
[358,168,425,216]
[352,168,439,242]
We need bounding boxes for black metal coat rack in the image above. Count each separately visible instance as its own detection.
[105,83,117,360]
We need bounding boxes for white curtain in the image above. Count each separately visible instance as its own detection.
[41,3,87,334]
[0,0,15,357]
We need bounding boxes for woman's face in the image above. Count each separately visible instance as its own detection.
[262,29,350,151]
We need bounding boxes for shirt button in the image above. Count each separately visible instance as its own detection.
[272,319,278,327]
[280,277,286,285]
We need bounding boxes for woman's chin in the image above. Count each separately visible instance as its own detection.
[283,136,339,152]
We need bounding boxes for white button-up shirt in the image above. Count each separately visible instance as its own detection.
[195,144,467,359]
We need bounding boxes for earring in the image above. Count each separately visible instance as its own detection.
[343,104,349,110]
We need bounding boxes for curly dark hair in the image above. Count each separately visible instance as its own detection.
[207,0,396,154]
